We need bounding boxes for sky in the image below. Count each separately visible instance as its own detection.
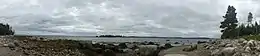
[0,0,259,38]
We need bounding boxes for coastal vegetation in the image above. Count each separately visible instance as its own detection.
[220,5,260,40]
[0,23,14,35]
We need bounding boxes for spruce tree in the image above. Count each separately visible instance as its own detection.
[0,23,14,35]
[220,5,238,39]
[248,12,253,24]
[254,21,259,35]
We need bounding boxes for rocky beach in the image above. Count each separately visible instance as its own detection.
[0,36,177,56]
[160,38,260,56]
[2,35,258,56]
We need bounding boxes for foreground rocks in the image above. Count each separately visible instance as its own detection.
[0,36,173,56]
[160,38,260,56]
[196,39,260,56]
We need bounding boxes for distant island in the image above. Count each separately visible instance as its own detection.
[95,35,211,39]
[13,34,212,39]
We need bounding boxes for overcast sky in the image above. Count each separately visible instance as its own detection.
[0,0,259,38]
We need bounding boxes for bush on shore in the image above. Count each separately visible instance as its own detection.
[242,35,260,41]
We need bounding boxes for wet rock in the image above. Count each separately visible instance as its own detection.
[148,42,155,45]
[118,43,127,49]
[164,43,173,49]
[197,41,207,44]
[174,42,180,44]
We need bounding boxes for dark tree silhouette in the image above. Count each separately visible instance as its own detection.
[0,23,14,35]
[220,5,238,39]
[248,12,253,24]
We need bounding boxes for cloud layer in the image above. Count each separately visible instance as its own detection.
[0,0,259,38]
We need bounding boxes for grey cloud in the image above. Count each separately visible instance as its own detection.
[0,0,259,38]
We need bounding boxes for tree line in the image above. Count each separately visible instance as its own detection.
[220,5,259,39]
[0,23,14,35]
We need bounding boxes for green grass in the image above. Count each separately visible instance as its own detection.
[242,35,260,41]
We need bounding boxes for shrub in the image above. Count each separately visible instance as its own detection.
[243,35,260,41]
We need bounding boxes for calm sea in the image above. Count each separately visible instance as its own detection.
[43,36,214,46]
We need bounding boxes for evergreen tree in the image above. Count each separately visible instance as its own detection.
[238,24,245,36]
[0,23,14,35]
[254,21,259,35]
[248,12,253,24]
[220,5,238,39]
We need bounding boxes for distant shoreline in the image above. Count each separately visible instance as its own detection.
[13,35,213,39]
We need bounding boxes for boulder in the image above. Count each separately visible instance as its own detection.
[225,44,233,47]
[232,52,242,56]
[206,46,214,50]
[148,42,155,45]
[244,47,251,52]
[218,43,227,47]
[211,49,222,56]
[164,43,173,49]
[237,38,246,43]
[197,41,207,44]
[221,47,236,56]
[118,43,127,49]
[241,41,248,46]
[174,42,180,44]
[3,43,16,48]
[211,47,237,56]
[182,45,197,52]
[246,40,256,47]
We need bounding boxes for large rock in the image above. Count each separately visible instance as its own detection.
[221,47,236,56]
[206,46,214,50]
[232,52,242,56]
[164,43,173,49]
[246,40,256,47]
[244,47,251,52]
[237,38,246,43]
[211,49,222,56]
[3,43,16,48]
[182,45,197,52]
[218,43,227,47]
[118,43,127,49]
[212,47,236,56]
[197,41,207,44]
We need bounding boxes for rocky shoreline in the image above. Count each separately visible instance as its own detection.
[0,36,175,56]
[206,39,260,56]
[161,38,260,56]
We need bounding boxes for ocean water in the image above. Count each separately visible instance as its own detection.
[44,36,213,46]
